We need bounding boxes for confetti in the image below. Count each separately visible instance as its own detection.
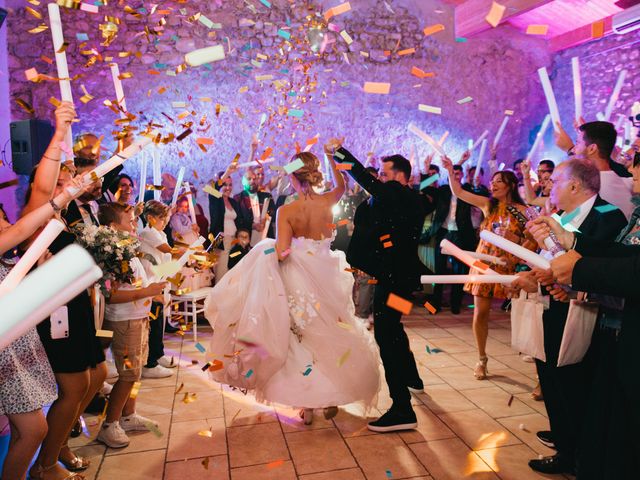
[418,104,441,114]
[397,48,415,56]
[336,164,352,170]
[423,24,445,36]
[383,241,393,248]
[175,383,184,394]
[386,293,412,315]
[386,470,393,478]
[229,251,242,258]
[424,301,437,314]
[455,37,467,42]
[277,29,291,40]
[508,394,514,406]
[195,342,206,353]
[16,98,35,114]
[457,96,474,104]
[367,279,378,285]
[410,66,434,79]
[288,109,304,118]
[259,0,272,7]
[337,349,351,367]
[182,392,197,404]
[485,1,506,28]
[129,381,141,399]
[267,459,285,469]
[364,82,391,94]
[198,429,213,437]
[284,158,305,174]
[526,24,549,36]
[420,174,439,190]
[340,30,353,45]
[303,366,312,376]
[145,421,163,437]
[324,2,351,21]
[96,329,113,338]
[202,457,210,470]
[595,204,619,213]
[245,369,254,378]
[591,20,605,39]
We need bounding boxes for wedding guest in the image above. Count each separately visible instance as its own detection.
[189,185,209,237]
[227,228,251,270]
[105,174,135,205]
[139,201,178,378]
[441,158,537,379]
[56,156,102,228]
[0,173,86,480]
[208,164,243,280]
[235,167,275,245]
[96,203,166,448]
[170,195,199,246]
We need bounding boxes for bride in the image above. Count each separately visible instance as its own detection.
[204,139,380,424]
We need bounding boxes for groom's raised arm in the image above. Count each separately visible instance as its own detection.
[333,147,392,202]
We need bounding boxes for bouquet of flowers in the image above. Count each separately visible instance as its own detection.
[72,223,140,296]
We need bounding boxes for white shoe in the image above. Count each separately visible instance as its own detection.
[521,355,535,363]
[157,356,177,369]
[106,361,119,379]
[119,413,159,432]
[100,381,113,396]
[142,365,173,379]
[97,422,130,448]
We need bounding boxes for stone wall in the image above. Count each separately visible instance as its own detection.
[6,0,550,190]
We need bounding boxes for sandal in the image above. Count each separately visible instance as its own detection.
[474,356,489,380]
[59,455,90,472]
[29,463,85,480]
[299,408,314,425]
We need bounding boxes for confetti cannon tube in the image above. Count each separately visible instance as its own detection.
[537,67,561,132]
[440,239,505,269]
[171,167,186,207]
[493,115,510,149]
[421,274,517,284]
[0,245,102,351]
[86,135,153,183]
[408,123,446,156]
[525,114,551,163]
[474,138,488,183]
[571,57,582,124]
[138,152,147,203]
[109,63,128,118]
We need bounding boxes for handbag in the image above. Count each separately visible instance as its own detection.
[557,293,598,367]
[510,288,546,362]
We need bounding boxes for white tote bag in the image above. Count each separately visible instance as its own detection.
[510,289,546,362]
[557,296,598,367]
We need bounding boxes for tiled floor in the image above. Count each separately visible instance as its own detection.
[69,305,572,479]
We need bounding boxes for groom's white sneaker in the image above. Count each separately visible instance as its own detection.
[367,408,417,432]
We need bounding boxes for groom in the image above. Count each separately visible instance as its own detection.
[330,141,435,431]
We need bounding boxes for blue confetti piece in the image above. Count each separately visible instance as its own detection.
[431,348,443,354]
[455,37,467,42]
[154,63,167,69]
[76,33,89,41]
[195,342,206,353]
[245,369,254,378]
[171,35,179,42]
[561,206,581,226]
[286,18,291,26]
[259,0,271,7]
[595,204,619,213]
[277,29,291,40]
[303,367,312,376]
[426,345,431,354]
[386,470,392,478]
[280,69,289,74]
[288,109,304,118]
[264,247,276,255]
[288,91,297,97]
[420,173,439,190]
[284,158,305,174]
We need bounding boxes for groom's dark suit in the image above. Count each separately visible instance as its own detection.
[335,147,435,410]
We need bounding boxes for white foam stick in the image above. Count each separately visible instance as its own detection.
[323,153,331,180]
[152,148,161,201]
[86,135,152,182]
[440,239,499,274]
[471,130,489,151]
[260,197,270,220]
[138,152,147,202]
[249,194,260,219]
[261,215,271,240]
[0,220,65,295]
[0,245,102,351]
[526,114,551,163]
[184,45,225,67]
[441,244,507,266]
[421,274,517,284]
[493,116,510,148]
[614,113,626,132]
[235,157,275,168]
[480,230,550,269]
[109,63,128,118]
[185,186,197,224]
[474,139,488,182]
[47,3,73,159]
[604,69,627,122]
[408,123,446,156]
[467,139,473,151]
[537,67,561,132]
[171,167,186,206]
[571,57,582,124]
[624,121,632,145]
[438,131,449,147]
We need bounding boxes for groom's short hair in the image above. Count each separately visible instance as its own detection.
[381,155,411,181]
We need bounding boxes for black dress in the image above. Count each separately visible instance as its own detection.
[36,231,105,373]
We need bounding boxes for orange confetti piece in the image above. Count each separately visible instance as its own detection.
[198,430,213,438]
[472,260,490,271]
[209,359,224,371]
[424,301,437,315]
[423,24,445,36]
[591,20,604,39]
[411,66,434,79]
[386,293,413,315]
[324,1,351,21]
[147,69,160,75]
[196,137,214,145]
[363,82,391,95]
[40,55,53,64]
[526,24,548,35]
[397,48,416,56]
[337,219,349,226]
[260,147,273,161]
[336,164,352,170]
[383,241,393,248]
[267,459,285,469]
[379,234,391,241]
[367,279,378,285]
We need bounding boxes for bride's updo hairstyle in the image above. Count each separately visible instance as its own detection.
[290,152,324,195]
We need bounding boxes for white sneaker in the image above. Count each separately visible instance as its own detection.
[97,422,130,448]
[142,365,173,379]
[106,361,119,379]
[157,356,177,369]
[100,381,113,396]
[120,413,159,432]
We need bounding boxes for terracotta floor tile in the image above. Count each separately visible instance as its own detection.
[224,395,278,428]
[164,455,229,480]
[135,386,176,416]
[298,468,366,480]
[66,444,105,480]
[489,369,538,394]
[97,449,165,480]
[346,434,428,480]
[166,418,226,462]
[227,422,289,468]
[429,336,477,354]
[398,405,456,444]
[431,366,495,391]
[514,392,549,416]
[416,384,477,415]
[276,406,336,432]
[438,409,521,451]
[476,444,556,480]
[491,354,539,377]
[460,386,535,418]
[172,390,224,421]
[332,407,381,438]
[416,352,464,369]
[286,428,356,474]
[230,460,297,480]
[497,413,555,456]
[175,368,221,393]
[449,352,509,371]
[409,438,499,480]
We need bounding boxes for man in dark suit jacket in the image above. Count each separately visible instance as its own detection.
[234,167,275,244]
[526,159,627,475]
[430,165,477,314]
[64,157,103,228]
[333,146,435,432]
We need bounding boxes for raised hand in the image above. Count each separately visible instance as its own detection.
[520,159,531,178]
[53,102,76,140]
[324,137,344,155]
[458,150,471,165]
[441,155,454,173]
[554,122,574,152]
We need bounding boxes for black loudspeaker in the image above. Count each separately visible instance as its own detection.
[10,119,55,175]
[0,8,7,29]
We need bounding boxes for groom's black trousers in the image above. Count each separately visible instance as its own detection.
[373,283,421,410]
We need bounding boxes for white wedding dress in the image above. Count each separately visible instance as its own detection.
[204,237,380,409]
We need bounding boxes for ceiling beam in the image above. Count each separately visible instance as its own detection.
[455,0,553,38]
[549,15,614,51]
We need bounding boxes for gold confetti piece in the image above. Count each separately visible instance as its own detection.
[198,430,213,437]
[56,42,69,53]
[182,392,197,404]
[201,457,210,470]
[337,349,351,367]
[49,97,62,108]
[485,1,506,28]
[25,6,42,19]
[96,329,113,338]
[28,24,49,34]
[118,72,133,80]
[363,82,390,94]
[340,30,353,45]
[397,48,416,56]
[129,381,141,399]
[175,383,184,394]
[423,24,444,36]
[27,0,41,5]
[526,24,548,35]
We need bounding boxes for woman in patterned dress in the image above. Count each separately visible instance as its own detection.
[442,157,537,380]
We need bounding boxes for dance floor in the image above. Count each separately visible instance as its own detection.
[69,304,569,480]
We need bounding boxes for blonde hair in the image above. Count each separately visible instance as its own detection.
[143,200,170,222]
[290,152,323,194]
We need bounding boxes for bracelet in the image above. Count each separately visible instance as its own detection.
[42,153,61,162]
[49,199,62,212]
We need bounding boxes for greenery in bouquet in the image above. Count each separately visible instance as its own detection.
[72,224,140,297]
